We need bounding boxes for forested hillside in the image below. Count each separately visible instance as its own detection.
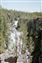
[0,8,42,63]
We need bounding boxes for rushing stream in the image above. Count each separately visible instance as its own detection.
[0,20,30,63]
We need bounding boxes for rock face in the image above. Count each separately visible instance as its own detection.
[28,18,42,63]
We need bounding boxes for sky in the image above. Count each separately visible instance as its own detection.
[0,0,42,12]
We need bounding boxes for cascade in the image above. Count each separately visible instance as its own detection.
[0,20,30,63]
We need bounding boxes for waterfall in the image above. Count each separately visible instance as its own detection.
[0,20,30,63]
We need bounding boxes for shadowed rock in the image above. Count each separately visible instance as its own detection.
[5,57,17,63]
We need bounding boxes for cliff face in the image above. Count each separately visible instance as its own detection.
[27,18,42,63]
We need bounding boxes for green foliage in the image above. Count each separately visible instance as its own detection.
[0,15,9,53]
[0,16,5,53]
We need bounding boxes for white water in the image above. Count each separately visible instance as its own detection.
[0,20,30,63]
